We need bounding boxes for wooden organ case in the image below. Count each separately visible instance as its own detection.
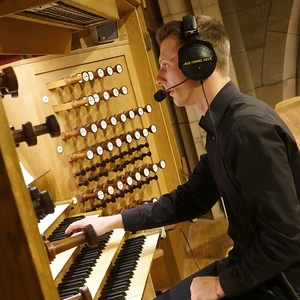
[0,1,189,299]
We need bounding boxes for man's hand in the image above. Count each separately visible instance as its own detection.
[65,214,124,236]
[190,276,225,300]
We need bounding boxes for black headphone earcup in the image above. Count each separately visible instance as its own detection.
[178,40,217,81]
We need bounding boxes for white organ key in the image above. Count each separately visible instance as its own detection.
[125,233,160,299]
[50,247,78,279]
[82,228,126,298]
[38,203,70,234]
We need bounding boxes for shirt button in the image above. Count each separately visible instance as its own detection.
[212,136,216,140]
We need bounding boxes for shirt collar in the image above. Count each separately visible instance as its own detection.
[199,80,239,135]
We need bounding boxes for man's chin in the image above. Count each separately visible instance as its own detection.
[173,100,184,107]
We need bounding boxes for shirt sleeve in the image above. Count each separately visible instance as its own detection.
[219,115,300,297]
[121,153,221,232]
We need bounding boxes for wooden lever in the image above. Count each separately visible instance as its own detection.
[11,114,60,146]
[29,187,55,215]
[43,224,98,261]
[0,66,18,98]
[62,286,92,300]
[34,114,60,138]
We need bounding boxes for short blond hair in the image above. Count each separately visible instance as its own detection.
[155,15,230,76]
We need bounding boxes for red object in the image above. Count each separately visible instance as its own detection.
[0,55,23,66]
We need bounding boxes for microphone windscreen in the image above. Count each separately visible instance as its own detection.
[154,90,167,102]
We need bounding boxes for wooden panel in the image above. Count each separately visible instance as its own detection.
[0,17,72,55]
[0,0,119,54]
[2,39,181,216]
[0,98,59,300]
[275,96,300,147]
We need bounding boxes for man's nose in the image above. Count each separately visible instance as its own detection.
[155,70,165,86]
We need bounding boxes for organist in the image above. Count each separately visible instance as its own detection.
[66,14,300,300]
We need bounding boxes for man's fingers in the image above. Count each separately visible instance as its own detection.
[65,221,85,235]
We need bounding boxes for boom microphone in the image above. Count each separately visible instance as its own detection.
[154,78,188,102]
[154,90,167,103]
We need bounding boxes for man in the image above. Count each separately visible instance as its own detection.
[66,15,300,299]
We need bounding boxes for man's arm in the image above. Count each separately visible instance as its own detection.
[65,214,124,236]
[190,276,225,300]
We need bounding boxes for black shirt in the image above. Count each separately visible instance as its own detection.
[121,81,300,297]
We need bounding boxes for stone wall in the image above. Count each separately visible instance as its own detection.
[155,0,300,165]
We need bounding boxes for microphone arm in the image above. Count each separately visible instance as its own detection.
[154,78,188,102]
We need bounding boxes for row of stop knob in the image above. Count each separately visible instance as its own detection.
[73,143,149,178]
[90,196,159,212]
[75,150,152,187]
[67,125,156,162]
[65,64,123,85]
[61,104,152,140]
[53,85,129,113]
[77,160,165,202]
[75,85,128,103]
[47,64,125,90]
[85,175,159,207]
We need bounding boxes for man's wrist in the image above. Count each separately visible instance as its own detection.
[112,214,124,228]
[215,277,226,298]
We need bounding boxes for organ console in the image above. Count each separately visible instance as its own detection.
[37,210,161,299]
[0,2,192,299]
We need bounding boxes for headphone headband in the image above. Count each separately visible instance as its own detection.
[182,15,198,39]
[178,15,217,81]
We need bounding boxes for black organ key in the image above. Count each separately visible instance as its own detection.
[47,215,85,242]
[98,235,146,300]
[37,211,46,223]
[57,231,113,299]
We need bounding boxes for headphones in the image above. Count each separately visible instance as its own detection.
[178,15,217,81]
